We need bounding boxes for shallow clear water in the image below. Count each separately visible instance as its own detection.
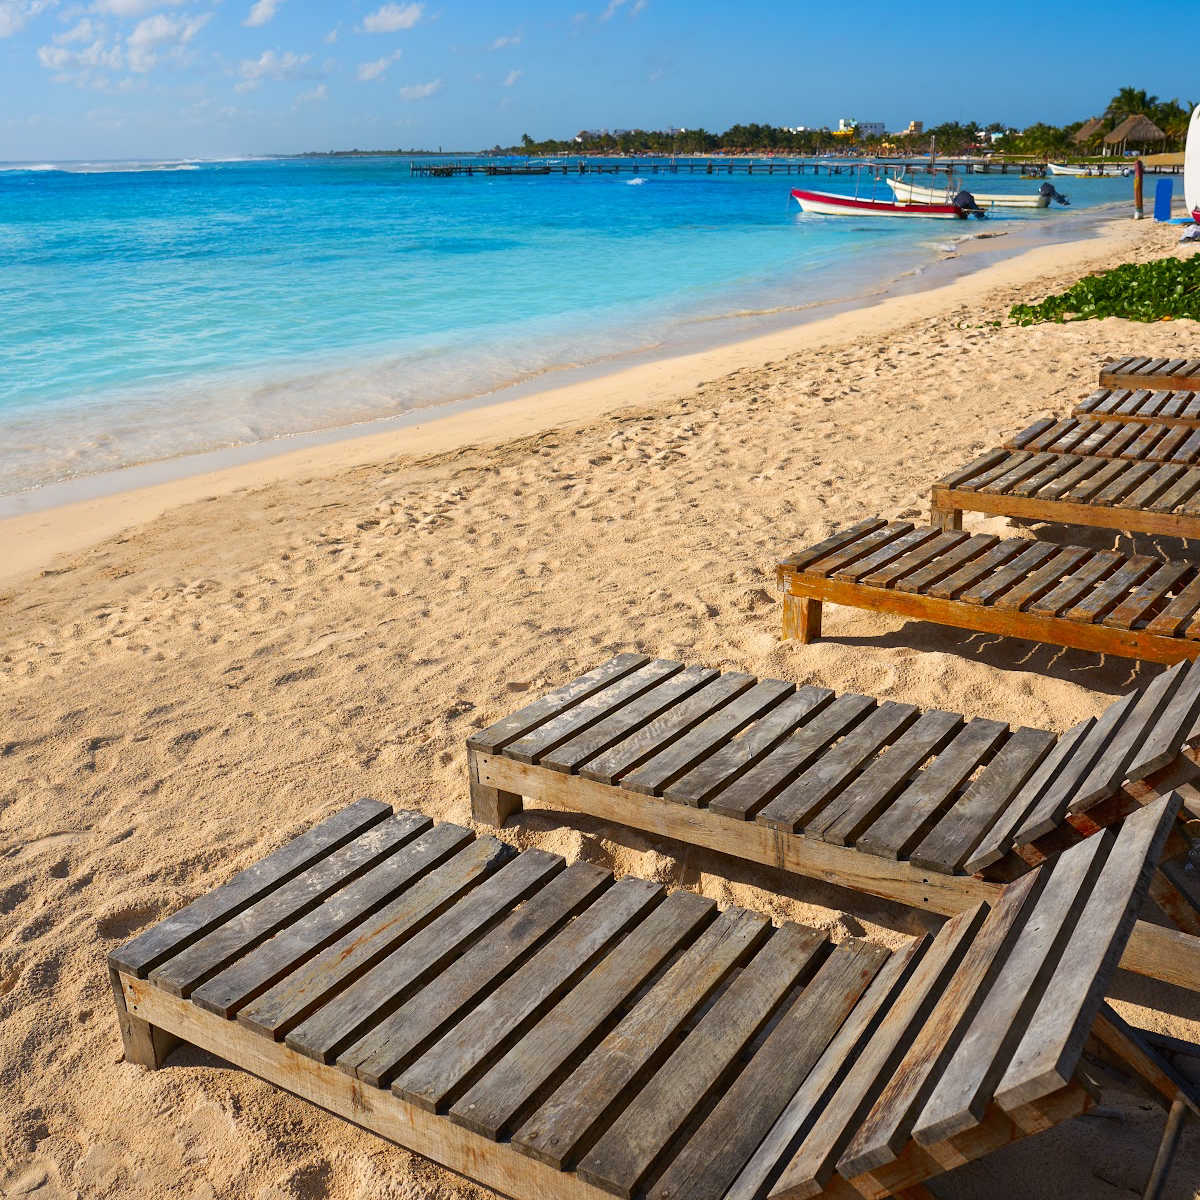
[0,156,1134,494]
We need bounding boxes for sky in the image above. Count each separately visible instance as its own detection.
[0,0,1195,161]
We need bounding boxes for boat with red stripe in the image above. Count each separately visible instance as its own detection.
[790,186,970,219]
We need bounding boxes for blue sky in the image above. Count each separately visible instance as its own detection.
[0,0,1194,160]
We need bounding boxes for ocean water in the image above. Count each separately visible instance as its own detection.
[0,156,1133,497]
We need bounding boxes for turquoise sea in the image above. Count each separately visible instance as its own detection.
[0,156,1132,497]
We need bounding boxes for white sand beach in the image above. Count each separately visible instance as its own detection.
[3,215,1200,1199]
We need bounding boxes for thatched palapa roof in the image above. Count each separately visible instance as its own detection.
[1104,113,1166,145]
[1073,117,1105,145]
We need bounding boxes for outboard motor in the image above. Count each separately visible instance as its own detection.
[1039,181,1071,207]
[953,189,987,218]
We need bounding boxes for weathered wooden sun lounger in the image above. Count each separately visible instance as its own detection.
[1101,356,1200,391]
[776,519,1200,664]
[1075,388,1200,427]
[1007,415,1200,464]
[930,448,1200,541]
[111,795,1197,1199]
[467,652,1200,992]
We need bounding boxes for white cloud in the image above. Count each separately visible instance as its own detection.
[503,68,520,87]
[243,0,281,27]
[359,1,421,33]
[126,10,209,72]
[601,0,645,17]
[398,77,439,100]
[323,24,337,43]
[296,81,326,103]
[55,15,98,42]
[91,0,185,16]
[236,47,313,91]
[356,48,400,81]
[38,35,120,71]
[489,33,518,49]
[0,0,55,38]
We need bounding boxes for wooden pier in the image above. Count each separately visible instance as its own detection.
[410,157,1181,180]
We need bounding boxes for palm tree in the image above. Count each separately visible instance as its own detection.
[1106,87,1159,122]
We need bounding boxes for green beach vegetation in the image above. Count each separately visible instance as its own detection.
[493,86,1193,158]
[1010,257,1200,326]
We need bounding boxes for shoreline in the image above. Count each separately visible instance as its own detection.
[0,208,1136,587]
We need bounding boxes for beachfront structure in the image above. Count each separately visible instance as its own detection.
[837,117,885,138]
[1104,113,1167,156]
[1073,116,1106,147]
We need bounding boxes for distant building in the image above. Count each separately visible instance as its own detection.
[837,118,885,139]
[893,120,923,137]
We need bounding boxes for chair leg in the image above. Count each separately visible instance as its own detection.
[469,752,522,827]
[930,500,963,531]
[782,595,822,644]
[109,967,176,1068]
[1143,1097,1188,1200]
[1149,860,1200,938]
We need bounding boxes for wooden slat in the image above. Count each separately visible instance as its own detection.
[830,528,940,584]
[994,795,1179,1111]
[1008,454,1083,498]
[237,835,514,1041]
[1007,417,1056,449]
[836,870,1043,1177]
[935,449,1011,490]
[1127,660,1200,779]
[1062,555,1159,624]
[189,819,477,1017]
[913,834,1113,1144]
[768,905,989,1200]
[645,940,890,1200]
[854,720,1010,861]
[448,891,716,1139]
[1067,663,1187,814]
[391,877,663,1113]
[1026,551,1121,618]
[980,453,1061,496]
[861,533,969,589]
[910,728,1058,875]
[957,543,1057,606]
[504,659,685,764]
[961,718,1094,876]
[574,923,826,1199]
[663,687,834,807]
[1057,457,1129,502]
[281,848,569,1066]
[468,654,650,754]
[1091,460,1160,506]
[337,861,612,1087]
[1147,467,1200,513]
[511,907,769,1170]
[1103,562,1192,631]
[892,534,997,595]
[579,672,756,786]
[954,450,1032,494]
[778,519,889,572]
[1035,455,1108,501]
[538,666,719,774]
[807,710,964,847]
[619,678,795,796]
[755,702,921,834]
[993,547,1090,613]
[1145,571,1200,636]
[722,938,926,1200]
[713,694,877,822]
[816,523,915,579]
[148,813,435,997]
[109,798,395,979]
[925,540,1027,600]
[1123,462,1185,510]
[1011,694,1139,846]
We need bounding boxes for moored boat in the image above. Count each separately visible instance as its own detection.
[790,187,968,218]
[886,177,1050,209]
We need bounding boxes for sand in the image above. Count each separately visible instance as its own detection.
[3,215,1200,1199]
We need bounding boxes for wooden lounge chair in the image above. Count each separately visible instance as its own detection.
[776,519,1200,665]
[930,448,1200,541]
[110,795,1198,1200]
[1101,356,1200,391]
[1075,388,1200,427]
[467,651,1200,993]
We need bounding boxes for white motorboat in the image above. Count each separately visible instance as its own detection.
[886,177,1051,209]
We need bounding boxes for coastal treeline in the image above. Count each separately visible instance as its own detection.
[493,87,1194,158]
